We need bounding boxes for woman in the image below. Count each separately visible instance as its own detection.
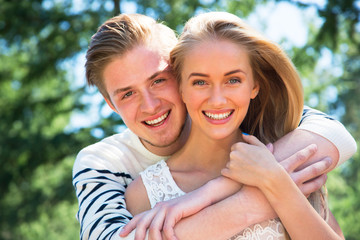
[124,12,343,239]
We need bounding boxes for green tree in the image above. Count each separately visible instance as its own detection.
[0,0,118,239]
[1,0,358,239]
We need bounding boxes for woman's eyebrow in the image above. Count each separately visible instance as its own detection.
[187,72,209,80]
[224,69,246,76]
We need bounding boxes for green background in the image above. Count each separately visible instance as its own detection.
[0,0,359,239]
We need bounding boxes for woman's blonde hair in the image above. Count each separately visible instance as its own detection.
[171,12,303,144]
[170,11,327,228]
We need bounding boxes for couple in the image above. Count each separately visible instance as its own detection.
[73,12,357,240]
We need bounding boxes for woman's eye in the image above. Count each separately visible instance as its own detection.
[193,80,206,86]
[229,78,241,84]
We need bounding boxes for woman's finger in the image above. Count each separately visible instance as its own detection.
[241,133,266,148]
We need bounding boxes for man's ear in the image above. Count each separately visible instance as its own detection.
[104,97,117,113]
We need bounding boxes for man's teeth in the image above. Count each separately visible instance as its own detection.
[145,112,169,125]
[204,111,232,120]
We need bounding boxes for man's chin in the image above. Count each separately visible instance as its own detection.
[140,137,178,149]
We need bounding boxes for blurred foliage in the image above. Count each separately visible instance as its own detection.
[0,0,358,239]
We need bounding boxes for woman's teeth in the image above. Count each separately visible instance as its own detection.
[204,111,232,120]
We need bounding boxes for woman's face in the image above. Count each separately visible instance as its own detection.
[180,39,259,140]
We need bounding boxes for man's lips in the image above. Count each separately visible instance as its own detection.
[143,111,170,127]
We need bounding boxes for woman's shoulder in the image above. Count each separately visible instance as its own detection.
[125,173,151,216]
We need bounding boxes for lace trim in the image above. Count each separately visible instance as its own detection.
[140,161,287,240]
[140,160,185,208]
[230,218,288,240]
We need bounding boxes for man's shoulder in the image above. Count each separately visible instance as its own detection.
[73,129,139,170]
[79,128,136,154]
[72,128,163,177]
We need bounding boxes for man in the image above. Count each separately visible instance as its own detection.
[73,13,356,240]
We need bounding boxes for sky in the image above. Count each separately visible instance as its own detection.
[65,0,328,135]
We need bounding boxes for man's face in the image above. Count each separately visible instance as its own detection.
[103,45,187,155]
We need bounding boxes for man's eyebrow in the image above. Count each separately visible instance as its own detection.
[148,66,172,81]
[224,69,246,76]
[148,71,162,81]
[112,86,132,97]
[187,72,209,80]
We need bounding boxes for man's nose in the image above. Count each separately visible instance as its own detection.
[140,91,161,113]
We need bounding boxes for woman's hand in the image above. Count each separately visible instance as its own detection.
[221,133,329,195]
[221,134,283,189]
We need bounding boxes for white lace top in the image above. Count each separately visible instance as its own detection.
[140,160,288,240]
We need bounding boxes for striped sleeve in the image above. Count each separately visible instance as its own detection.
[298,106,357,166]
[73,159,134,240]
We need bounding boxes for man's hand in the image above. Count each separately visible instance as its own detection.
[278,143,332,196]
[120,189,212,240]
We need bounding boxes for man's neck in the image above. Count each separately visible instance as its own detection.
[141,116,192,157]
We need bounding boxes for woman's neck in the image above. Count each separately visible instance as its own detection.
[168,126,243,174]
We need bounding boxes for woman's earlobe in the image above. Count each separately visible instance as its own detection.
[251,88,259,99]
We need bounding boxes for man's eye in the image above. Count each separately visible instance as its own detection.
[229,78,241,84]
[122,91,134,99]
[154,78,165,85]
[193,80,206,86]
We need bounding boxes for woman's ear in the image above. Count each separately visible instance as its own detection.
[251,83,260,99]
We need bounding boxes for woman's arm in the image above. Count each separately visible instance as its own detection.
[125,176,151,216]
[222,134,344,240]
[261,166,343,239]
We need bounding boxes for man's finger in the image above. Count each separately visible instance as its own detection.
[163,215,178,240]
[134,211,157,240]
[163,208,185,240]
[120,214,142,237]
[148,210,166,240]
[300,174,327,197]
[266,143,274,153]
[293,157,332,183]
[280,144,317,172]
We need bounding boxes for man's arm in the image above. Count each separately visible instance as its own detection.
[73,137,146,240]
[153,108,356,239]
[296,106,357,167]
[73,156,133,240]
[121,142,329,239]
